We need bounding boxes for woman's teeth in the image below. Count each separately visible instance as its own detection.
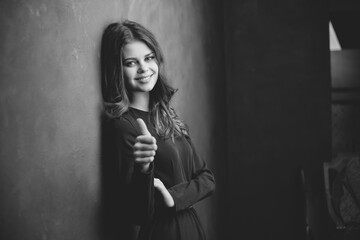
[137,75,151,81]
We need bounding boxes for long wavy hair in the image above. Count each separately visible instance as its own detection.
[101,20,188,139]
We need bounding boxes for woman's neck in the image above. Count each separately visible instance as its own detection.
[130,92,150,112]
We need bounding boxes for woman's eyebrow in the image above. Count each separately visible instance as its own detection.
[123,52,154,61]
[123,57,136,61]
[145,52,155,57]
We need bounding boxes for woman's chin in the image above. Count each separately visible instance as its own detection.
[136,84,156,93]
[140,81,157,92]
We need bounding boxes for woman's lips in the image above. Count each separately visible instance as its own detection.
[136,74,153,82]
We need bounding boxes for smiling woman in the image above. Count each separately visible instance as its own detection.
[122,41,159,102]
[100,20,215,240]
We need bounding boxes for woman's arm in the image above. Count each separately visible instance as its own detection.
[112,117,156,224]
[167,137,215,212]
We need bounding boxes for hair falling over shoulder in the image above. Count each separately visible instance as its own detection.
[100,20,188,138]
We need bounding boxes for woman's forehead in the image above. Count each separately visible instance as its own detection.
[122,40,153,58]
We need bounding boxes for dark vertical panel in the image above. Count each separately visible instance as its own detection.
[224,0,331,239]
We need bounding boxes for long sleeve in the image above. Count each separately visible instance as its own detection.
[167,137,215,212]
[112,116,155,225]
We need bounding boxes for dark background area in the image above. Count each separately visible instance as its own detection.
[1,0,359,239]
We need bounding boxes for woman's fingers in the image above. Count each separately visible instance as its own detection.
[154,178,162,189]
[134,141,157,151]
[134,150,156,158]
[135,156,154,164]
[136,135,156,144]
[154,178,164,190]
[137,118,151,136]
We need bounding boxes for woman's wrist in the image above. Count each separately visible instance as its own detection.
[154,178,175,207]
[164,191,175,207]
[160,186,174,207]
[139,162,151,173]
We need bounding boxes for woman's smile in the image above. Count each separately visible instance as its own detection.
[136,73,154,83]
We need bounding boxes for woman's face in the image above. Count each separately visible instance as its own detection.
[122,40,159,93]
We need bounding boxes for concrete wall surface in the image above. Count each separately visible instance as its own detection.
[0,1,226,240]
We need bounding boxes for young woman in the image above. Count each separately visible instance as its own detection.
[100,20,215,240]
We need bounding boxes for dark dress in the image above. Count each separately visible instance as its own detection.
[112,107,215,240]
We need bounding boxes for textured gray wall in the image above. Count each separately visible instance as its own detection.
[0,1,226,239]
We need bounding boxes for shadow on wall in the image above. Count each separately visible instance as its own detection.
[99,112,139,240]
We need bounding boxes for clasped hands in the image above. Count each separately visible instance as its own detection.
[133,118,174,208]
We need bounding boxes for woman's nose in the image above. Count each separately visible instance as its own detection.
[137,61,149,73]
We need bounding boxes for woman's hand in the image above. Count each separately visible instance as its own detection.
[154,178,175,208]
[133,118,157,173]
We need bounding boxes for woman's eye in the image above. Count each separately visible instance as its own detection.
[145,55,155,62]
[124,61,136,67]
